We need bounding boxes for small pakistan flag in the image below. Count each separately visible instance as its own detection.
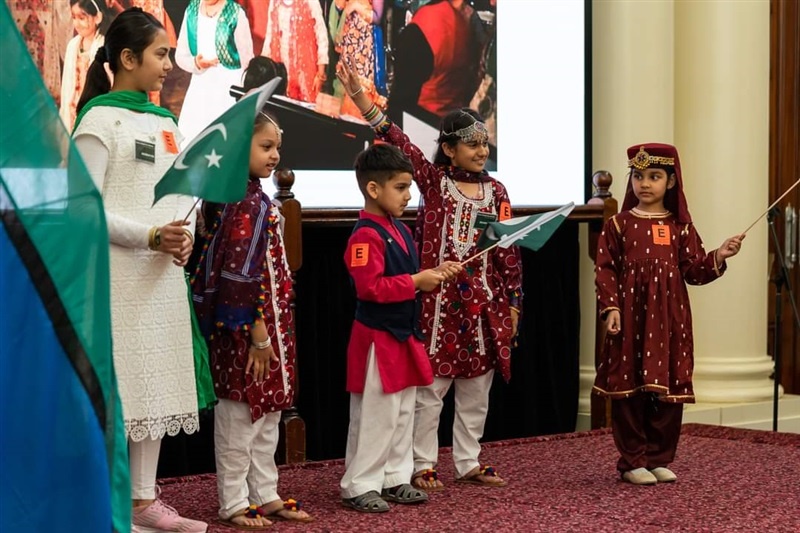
[153,78,281,205]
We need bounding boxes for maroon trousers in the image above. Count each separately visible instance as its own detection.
[611,394,683,472]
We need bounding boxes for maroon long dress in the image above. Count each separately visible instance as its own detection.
[593,210,725,403]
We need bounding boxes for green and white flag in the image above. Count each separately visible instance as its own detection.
[153,78,281,205]
[477,202,575,252]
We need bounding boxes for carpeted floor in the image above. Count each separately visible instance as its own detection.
[158,424,800,532]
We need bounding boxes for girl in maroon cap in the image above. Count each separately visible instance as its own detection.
[593,143,744,485]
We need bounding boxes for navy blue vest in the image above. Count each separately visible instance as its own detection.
[352,218,424,342]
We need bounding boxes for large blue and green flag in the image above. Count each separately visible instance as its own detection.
[0,4,130,533]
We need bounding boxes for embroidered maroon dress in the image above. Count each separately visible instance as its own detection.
[593,210,725,403]
[192,179,296,421]
[378,124,522,381]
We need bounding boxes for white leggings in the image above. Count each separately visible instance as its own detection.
[129,437,162,500]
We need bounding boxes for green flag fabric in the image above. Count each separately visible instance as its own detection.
[153,78,281,205]
[477,203,575,252]
[0,3,130,531]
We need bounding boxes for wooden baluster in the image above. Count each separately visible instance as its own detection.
[273,169,306,463]
[587,170,617,429]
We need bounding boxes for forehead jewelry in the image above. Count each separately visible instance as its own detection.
[628,146,675,170]
[441,111,489,144]
[260,111,283,135]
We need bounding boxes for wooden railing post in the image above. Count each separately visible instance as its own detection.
[273,169,306,463]
[587,170,618,429]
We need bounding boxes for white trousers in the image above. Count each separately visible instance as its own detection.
[413,370,494,478]
[130,437,162,500]
[214,399,282,520]
[340,344,417,499]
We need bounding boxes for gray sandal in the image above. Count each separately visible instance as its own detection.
[341,490,390,513]
[381,483,429,504]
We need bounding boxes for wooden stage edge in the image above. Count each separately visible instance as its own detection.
[302,204,606,226]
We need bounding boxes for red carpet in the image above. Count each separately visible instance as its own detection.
[158,424,800,532]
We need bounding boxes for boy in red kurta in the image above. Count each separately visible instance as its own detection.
[593,143,744,485]
[340,144,461,512]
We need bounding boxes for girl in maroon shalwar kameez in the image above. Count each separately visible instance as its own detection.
[192,111,314,528]
[336,61,523,491]
[593,143,744,485]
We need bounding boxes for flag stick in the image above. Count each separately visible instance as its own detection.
[460,240,503,266]
[181,197,202,224]
[742,177,800,235]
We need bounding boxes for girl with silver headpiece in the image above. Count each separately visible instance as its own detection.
[337,60,522,492]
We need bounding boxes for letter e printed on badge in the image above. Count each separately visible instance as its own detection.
[351,243,369,267]
[652,224,671,245]
[499,202,512,221]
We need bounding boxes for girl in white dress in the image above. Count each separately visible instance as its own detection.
[73,8,207,532]
[175,0,254,148]
[60,0,111,130]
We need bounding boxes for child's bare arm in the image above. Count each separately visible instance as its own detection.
[715,233,745,264]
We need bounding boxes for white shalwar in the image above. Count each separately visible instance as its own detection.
[340,344,417,499]
[215,400,282,519]
[413,370,495,478]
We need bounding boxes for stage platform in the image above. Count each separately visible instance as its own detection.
[158,424,800,532]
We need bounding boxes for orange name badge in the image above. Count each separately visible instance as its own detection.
[652,224,671,245]
[162,130,179,154]
[350,243,369,267]
[499,202,512,221]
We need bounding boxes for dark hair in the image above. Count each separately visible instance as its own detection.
[354,144,414,195]
[242,56,288,96]
[631,164,675,176]
[76,8,164,114]
[433,108,485,165]
[70,0,112,35]
[253,108,281,133]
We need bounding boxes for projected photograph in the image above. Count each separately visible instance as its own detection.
[7,0,497,171]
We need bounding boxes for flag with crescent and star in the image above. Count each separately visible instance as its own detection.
[476,202,575,252]
[152,78,281,205]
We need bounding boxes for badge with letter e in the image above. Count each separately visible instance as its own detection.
[162,130,179,154]
[652,224,670,245]
[351,243,369,267]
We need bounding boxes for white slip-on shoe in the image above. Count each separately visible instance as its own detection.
[650,467,677,482]
[621,467,658,485]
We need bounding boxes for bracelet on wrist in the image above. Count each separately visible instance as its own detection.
[148,226,161,250]
[252,338,270,350]
[348,86,363,98]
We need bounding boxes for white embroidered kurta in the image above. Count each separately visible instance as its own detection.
[175,6,254,148]
[74,107,199,441]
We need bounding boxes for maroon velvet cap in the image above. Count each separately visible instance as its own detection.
[621,143,691,224]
